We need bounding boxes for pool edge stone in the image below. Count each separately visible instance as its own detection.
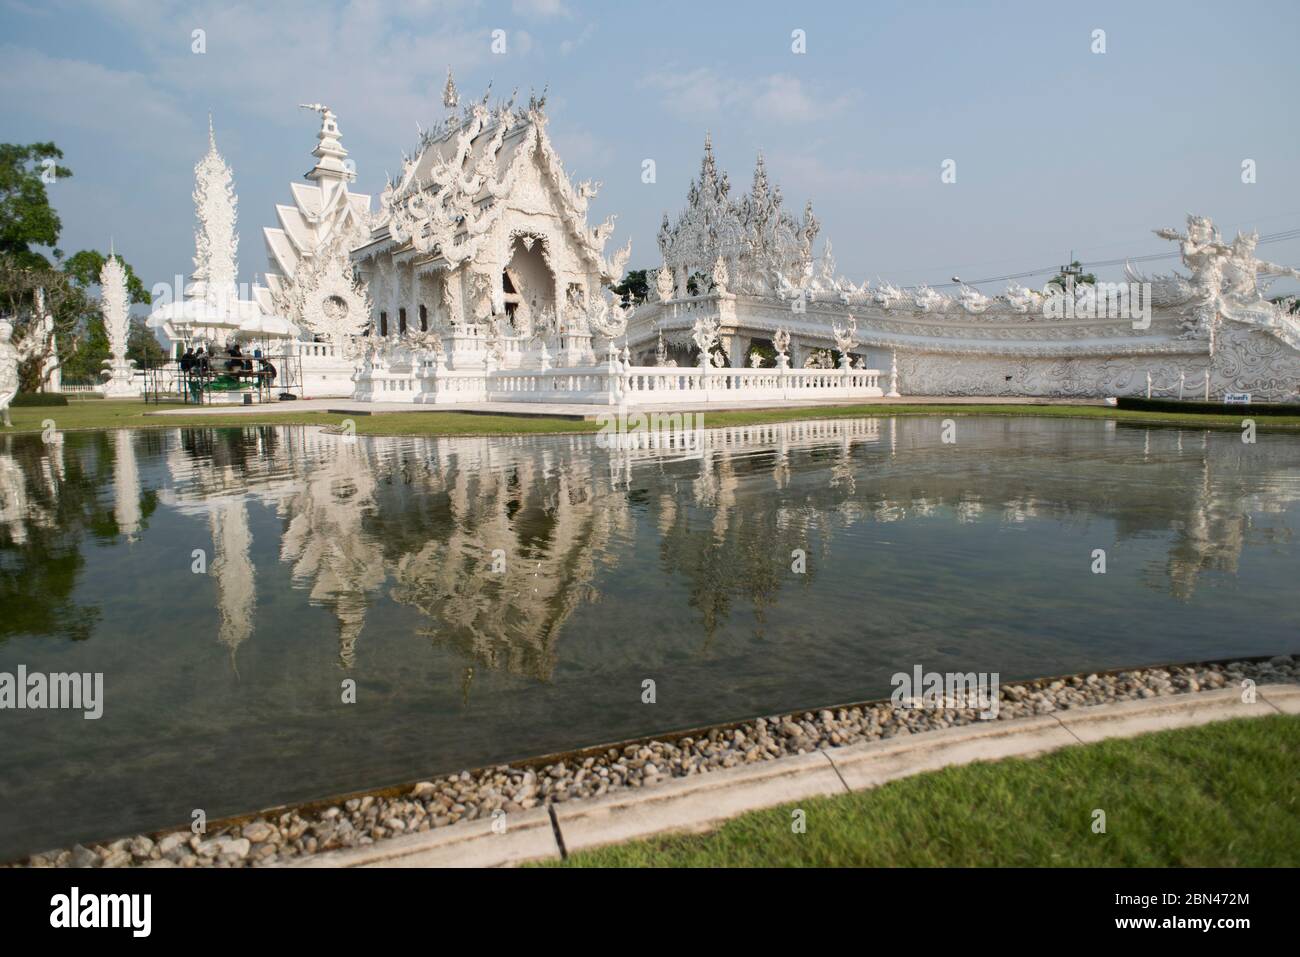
[289,684,1296,867]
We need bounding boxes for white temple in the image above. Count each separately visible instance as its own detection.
[622,136,1300,401]
[347,77,639,402]
[341,79,1300,404]
[138,76,1300,405]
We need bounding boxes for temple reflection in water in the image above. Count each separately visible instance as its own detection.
[1,417,1297,681]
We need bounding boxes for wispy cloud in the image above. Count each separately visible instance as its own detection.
[512,0,569,18]
[640,67,852,124]
[560,22,596,56]
[0,45,192,152]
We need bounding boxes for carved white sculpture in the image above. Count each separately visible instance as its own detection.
[100,252,137,396]
[586,293,630,341]
[0,320,46,426]
[1004,282,1043,314]
[1141,215,1300,347]
[691,312,721,366]
[831,314,858,356]
[34,287,60,393]
[711,256,729,296]
[772,326,791,368]
[654,265,675,303]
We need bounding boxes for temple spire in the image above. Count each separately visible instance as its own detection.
[99,248,130,372]
[189,115,239,301]
[696,131,726,199]
[299,103,350,183]
[443,67,459,111]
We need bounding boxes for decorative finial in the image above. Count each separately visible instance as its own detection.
[208,112,215,150]
[443,67,459,110]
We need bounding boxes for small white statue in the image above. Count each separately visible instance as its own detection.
[773,327,791,367]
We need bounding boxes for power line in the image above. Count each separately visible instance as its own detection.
[908,226,1300,290]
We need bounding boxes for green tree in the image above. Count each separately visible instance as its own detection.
[1048,260,1097,288]
[127,316,166,366]
[612,268,648,304]
[0,142,73,268]
[0,141,158,389]
[56,255,157,381]
[62,249,152,306]
[0,253,87,390]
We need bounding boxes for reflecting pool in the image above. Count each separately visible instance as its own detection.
[1,416,1297,858]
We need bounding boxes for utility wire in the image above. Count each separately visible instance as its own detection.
[905,226,1300,290]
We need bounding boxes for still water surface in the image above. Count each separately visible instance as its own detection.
[1,416,1297,858]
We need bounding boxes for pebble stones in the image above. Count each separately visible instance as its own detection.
[16,654,1298,869]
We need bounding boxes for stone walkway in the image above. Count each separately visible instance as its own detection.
[294,682,1298,867]
[144,395,1108,421]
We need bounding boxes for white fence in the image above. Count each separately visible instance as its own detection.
[355,362,885,406]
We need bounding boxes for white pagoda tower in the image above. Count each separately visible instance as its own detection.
[99,248,137,396]
[148,117,265,351]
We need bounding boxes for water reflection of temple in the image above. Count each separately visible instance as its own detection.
[1,419,1297,675]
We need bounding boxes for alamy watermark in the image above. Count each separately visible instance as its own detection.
[50,887,150,936]
[1044,277,1152,329]
[891,664,1000,718]
[595,410,705,455]
[0,666,103,719]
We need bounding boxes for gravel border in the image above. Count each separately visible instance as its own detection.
[14,653,1298,868]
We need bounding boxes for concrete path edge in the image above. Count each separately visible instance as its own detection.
[288,683,1298,868]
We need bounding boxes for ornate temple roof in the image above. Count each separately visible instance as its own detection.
[362,72,630,283]
[258,105,374,342]
[658,135,819,295]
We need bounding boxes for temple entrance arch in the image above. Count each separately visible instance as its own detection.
[503,232,556,338]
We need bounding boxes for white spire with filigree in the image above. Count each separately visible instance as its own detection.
[148,117,266,351]
[100,246,137,396]
[189,114,239,303]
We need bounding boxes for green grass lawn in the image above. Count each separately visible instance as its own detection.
[6,398,1299,437]
[548,715,1300,867]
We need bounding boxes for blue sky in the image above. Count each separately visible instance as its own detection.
[3,0,1299,298]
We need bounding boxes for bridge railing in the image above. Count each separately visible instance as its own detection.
[355,360,886,405]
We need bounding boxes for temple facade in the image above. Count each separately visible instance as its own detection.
[346,77,634,398]
[624,137,1300,401]
[218,74,1300,405]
